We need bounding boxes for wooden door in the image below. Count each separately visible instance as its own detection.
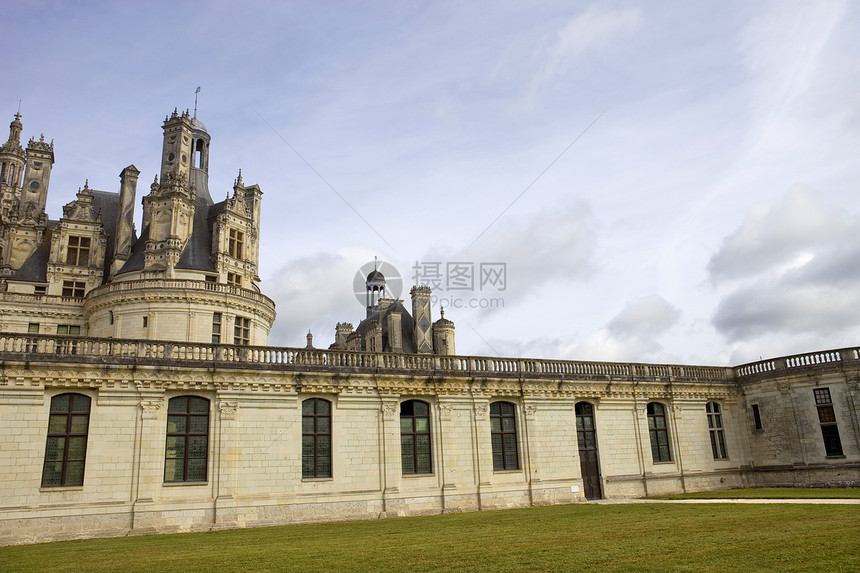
[575,402,603,500]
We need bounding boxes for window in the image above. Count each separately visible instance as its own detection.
[27,323,39,352]
[575,402,597,449]
[34,285,46,295]
[490,401,519,471]
[400,400,432,474]
[302,398,332,478]
[227,272,241,287]
[41,393,91,487]
[56,325,81,354]
[814,388,843,456]
[62,280,85,299]
[228,229,244,259]
[108,311,114,325]
[706,402,728,460]
[751,404,762,430]
[65,236,91,266]
[234,316,250,345]
[142,316,148,328]
[647,402,672,462]
[165,396,209,482]
[212,313,222,344]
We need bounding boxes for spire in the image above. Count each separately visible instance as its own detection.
[193,86,201,119]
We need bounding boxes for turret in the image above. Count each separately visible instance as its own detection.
[432,308,455,355]
[110,165,139,276]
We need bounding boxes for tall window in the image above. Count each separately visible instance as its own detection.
[164,396,209,482]
[65,236,91,266]
[647,402,672,462]
[42,393,91,487]
[706,402,728,460]
[62,280,85,299]
[211,312,222,344]
[56,325,81,354]
[27,323,39,352]
[302,398,332,478]
[575,402,597,450]
[400,400,432,474]
[814,388,843,456]
[228,229,244,259]
[490,401,519,471]
[751,404,762,430]
[234,316,250,345]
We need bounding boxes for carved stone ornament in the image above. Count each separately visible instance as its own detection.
[219,400,237,420]
[140,399,162,417]
[381,402,398,420]
[438,402,454,420]
[525,405,538,418]
[474,403,489,418]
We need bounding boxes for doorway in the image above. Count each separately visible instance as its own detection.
[575,401,603,500]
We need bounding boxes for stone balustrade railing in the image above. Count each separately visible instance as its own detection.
[0,332,855,384]
[86,278,276,309]
[734,347,859,379]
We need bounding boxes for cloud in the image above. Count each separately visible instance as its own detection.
[264,248,378,347]
[533,7,642,91]
[608,295,682,339]
[460,200,596,304]
[710,189,860,343]
[707,187,845,282]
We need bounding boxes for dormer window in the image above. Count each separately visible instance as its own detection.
[227,272,242,287]
[228,229,244,259]
[66,236,90,266]
[62,281,85,299]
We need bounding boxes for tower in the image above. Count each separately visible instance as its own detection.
[142,109,199,274]
[366,267,386,317]
[23,133,54,217]
[410,285,433,354]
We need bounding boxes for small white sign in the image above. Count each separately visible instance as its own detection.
[571,485,580,493]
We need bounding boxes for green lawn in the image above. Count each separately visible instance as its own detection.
[654,487,860,499]
[2,503,857,572]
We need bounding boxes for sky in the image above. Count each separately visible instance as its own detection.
[2,1,858,366]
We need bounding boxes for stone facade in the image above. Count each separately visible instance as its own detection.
[0,109,857,546]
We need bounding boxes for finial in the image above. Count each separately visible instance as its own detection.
[83,179,89,189]
[39,133,44,142]
[440,306,445,319]
[235,168,242,186]
[193,86,201,119]
[374,255,378,271]
[16,100,21,114]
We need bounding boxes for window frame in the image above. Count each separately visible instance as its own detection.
[164,396,210,483]
[751,404,762,430]
[234,316,250,345]
[228,228,244,259]
[211,312,222,344]
[813,388,843,457]
[65,235,91,267]
[646,402,672,463]
[706,401,728,460]
[302,398,332,479]
[490,401,520,471]
[400,399,433,475]
[61,280,86,299]
[41,393,91,487]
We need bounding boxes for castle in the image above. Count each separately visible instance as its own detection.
[0,110,856,546]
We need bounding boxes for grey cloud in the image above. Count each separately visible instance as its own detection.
[463,200,596,303]
[707,188,844,282]
[710,189,860,343]
[608,295,682,339]
[713,282,860,342]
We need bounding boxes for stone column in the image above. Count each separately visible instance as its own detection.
[213,396,238,528]
[472,399,491,509]
[380,398,402,516]
[131,391,164,533]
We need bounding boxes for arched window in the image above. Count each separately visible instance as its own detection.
[706,402,728,459]
[490,401,519,471]
[165,396,209,482]
[647,402,672,462]
[400,400,432,474]
[42,393,91,487]
[302,398,332,478]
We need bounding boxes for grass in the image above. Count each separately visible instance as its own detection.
[1,503,857,572]
[653,487,860,499]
